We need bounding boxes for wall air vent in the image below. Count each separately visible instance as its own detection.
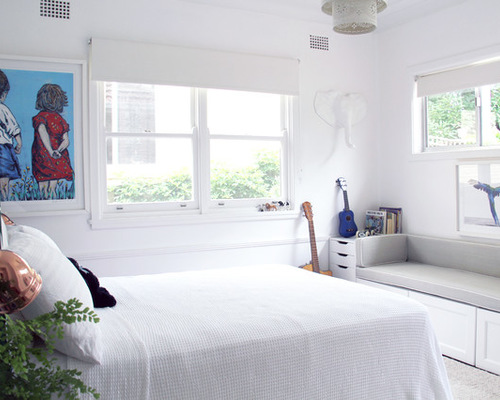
[40,0,70,19]
[309,35,329,51]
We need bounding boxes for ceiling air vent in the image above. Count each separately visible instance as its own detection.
[40,0,70,19]
[309,35,329,51]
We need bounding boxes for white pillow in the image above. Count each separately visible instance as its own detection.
[5,224,103,364]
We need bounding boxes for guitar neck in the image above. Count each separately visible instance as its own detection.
[307,219,320,273]
[343,190,350,211]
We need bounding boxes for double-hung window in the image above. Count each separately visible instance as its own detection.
[103,83,195,212]
[100,83,291,213]
[414,57,500,153]
[205,88,289,209]
[89,38,299,223]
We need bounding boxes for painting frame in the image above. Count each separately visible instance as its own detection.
[0,55,87,214]
[456,160,500,238]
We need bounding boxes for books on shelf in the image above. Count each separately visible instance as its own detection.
[379,207,402,234]
[365,207,403,235]
[365,210,386,235]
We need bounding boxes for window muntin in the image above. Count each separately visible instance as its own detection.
[99,82,291,214]
[483,84,500,147]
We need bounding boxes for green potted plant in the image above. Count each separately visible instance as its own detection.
[0,298,100,400]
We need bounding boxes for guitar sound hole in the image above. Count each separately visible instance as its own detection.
[346,216,351,221]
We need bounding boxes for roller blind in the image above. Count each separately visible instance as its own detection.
[90,38,300,95]
[416,57,500,97]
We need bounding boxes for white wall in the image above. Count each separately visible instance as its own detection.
[377,0,500,242]
[0,0,380,275]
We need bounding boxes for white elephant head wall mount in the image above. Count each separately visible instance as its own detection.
[314,90,368,148]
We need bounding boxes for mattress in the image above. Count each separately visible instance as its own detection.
[59,264,452,399]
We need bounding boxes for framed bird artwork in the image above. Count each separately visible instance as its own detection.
[457,161,500,238]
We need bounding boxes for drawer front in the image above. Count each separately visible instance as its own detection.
[330,263,356,281]
[476,308,500,374]
[330,252,356,268]
[409,291,476,365]
[330,238,356,255]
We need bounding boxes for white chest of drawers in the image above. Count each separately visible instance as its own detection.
[329,237,356,281]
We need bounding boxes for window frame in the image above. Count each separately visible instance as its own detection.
[204,90,291,211]
[421,87,482,152]
[412,82,500,158]
[413,56,500,157]
[89,81,296,227]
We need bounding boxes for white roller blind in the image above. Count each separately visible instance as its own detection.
[90,38,299,95]
[416,57,500,97]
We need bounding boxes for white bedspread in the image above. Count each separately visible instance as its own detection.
[64,264,452,399]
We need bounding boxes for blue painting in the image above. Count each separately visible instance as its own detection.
[0,67,74,201]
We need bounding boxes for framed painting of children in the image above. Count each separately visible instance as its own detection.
[0,56,86,213]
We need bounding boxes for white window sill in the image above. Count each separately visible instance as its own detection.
[411,146,500,162]
[89,209,300,230]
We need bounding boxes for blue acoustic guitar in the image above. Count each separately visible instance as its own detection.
[336,177,357,238]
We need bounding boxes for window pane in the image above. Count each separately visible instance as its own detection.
[210,140,281,200]
[426,88,477,147]
[106,137,193,204]
[484,84,500,146]
[105,82,192,134]
[106,137,156,165]
[207,89,282,136]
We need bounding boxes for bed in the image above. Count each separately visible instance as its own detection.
[3,221,453,400]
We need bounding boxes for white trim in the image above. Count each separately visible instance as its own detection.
[410,146,500,162]
[88,81,105,222]
[89,208,300,230]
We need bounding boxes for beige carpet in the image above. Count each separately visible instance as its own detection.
[444,356,500,399]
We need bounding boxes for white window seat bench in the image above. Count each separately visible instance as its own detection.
[355,234,500,375]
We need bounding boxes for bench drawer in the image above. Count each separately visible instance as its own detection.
[476,308,500,374]
[409,291,476,365]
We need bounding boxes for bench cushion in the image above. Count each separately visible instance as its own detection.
[356,234,407,267]
[356,262,500,313]
[407,236,500,279]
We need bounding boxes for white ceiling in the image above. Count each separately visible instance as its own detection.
[180,0,468,31]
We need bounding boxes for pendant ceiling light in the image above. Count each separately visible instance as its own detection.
[321,0,388,35]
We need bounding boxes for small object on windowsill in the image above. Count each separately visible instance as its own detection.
[356,228,375,238]
[257,201,290,212]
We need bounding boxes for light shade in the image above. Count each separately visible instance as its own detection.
[321,0,387,15]
[376,0,387,13]
[0,250,42,314]
[334,0,377,34]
